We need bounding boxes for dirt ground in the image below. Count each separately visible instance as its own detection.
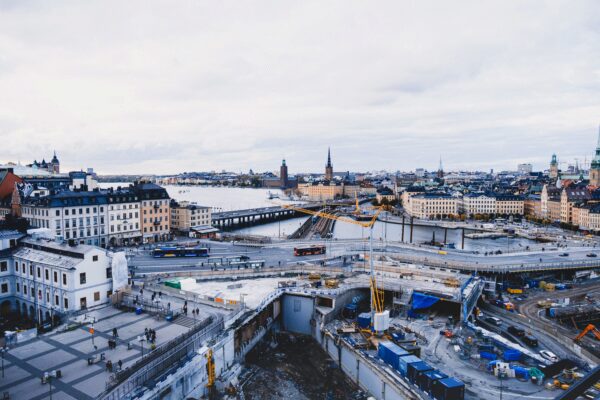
[241,332,366,400]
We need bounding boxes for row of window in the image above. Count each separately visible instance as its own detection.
[15,261,69,285]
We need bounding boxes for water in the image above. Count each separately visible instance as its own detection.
[99,183,287,211]
[99,183,538,250]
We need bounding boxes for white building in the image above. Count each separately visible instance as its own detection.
[11,237,115,324]
[107,189,141,246]
[21,190,109,247]
[462,193,497,217]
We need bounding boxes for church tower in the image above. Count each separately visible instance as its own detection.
[325,148,333,181]
[50,151,60,174]
[590,125,600,186]
[549,153,559,180]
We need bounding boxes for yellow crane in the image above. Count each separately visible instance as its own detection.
[205,348,215,392]
[281,203,386,321]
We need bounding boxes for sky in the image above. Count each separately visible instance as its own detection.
[1,1,599,175]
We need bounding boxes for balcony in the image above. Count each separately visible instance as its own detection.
[153,219,160,225]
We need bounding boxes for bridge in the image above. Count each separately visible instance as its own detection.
[211,200,355,229]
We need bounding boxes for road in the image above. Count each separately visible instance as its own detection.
[125,238,600,275]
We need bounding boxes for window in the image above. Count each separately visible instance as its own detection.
[80,297,87,309]
[55,295,59,305]
[94,292,100,301]
[29,265,33,275]
[54,271,58,282]
[23,285,27,295]
[64,298,69,309]
[107,290,112,298]
[22,264,25,273]
[92,255,98,262]
[45,269,49,280]
[1,283,7,293]
[79,273,86,284]
[37,267,41,278]
[65,209,69,216]
[16,283,19,292]
[0,261,7,272]
[63,274,67,285]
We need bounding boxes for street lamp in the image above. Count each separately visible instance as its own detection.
[45,370,58,400]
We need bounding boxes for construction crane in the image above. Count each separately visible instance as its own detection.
[205,348,216,396]
[280,203,387,331]
[574,324,600,342]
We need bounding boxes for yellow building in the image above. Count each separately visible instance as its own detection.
[133,182,171,243]
[298,181,359,201]
[171,201,212,233]
[405,193,458,219]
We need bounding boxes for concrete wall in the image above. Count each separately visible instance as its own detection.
[322,334,417,400]
[281,294,314,335]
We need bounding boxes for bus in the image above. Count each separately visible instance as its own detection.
[152,246,209,258]
[294,245,326,256]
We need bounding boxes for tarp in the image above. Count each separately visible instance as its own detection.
[411,292,440,310]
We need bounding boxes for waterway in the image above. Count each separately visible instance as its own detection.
[100,183,288,211]
[99,183,539,251]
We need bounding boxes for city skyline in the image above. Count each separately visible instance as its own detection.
[1,1,599,174]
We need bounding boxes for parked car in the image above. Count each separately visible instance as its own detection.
[559,253,569,257]
[586,253,597,258]
[539,350,559,363]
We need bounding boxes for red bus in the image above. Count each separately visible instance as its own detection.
[294,245,326,256]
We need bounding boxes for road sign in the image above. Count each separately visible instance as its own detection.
[89,327,95,335]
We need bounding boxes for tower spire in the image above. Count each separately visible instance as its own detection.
[326,147,332,168]
[325,147,333,181]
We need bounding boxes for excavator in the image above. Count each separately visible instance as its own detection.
[574,324,600,342]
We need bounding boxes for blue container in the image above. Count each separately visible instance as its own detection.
[513,366,530,380]
[480,351,497,360]
[378,341,410,370]
[503,349,522,362]
[432,377,465,400]
[391,331,406,342]
[135,307,143,315]
[357,313,371,328]
[407,361,433,384]
[418,370,447,394]
[397,355,421,377]
[527,279,539,288]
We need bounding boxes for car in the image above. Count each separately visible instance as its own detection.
[539,350,559,363]
[508,325,526,337]
[523,335,539,347]
[485,317,502,326]
[559,253,569,257]
[586,253,597,258]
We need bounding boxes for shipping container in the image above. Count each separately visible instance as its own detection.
[378,341,410,370]
[432,377,465,400]
[407,361,433,384]
[397,354,421,377]
[480,351,497,360]
[503,349,522,362]
[507,288,523,294]
[400,343,421,358]
[418,370,448,394]
[357,313,371,328]
[391,331,406,342]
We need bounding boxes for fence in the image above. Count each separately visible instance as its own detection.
[100,314,224,400]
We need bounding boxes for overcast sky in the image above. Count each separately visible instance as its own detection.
[1,1,599,175]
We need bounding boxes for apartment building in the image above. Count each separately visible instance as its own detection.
[495,194,525,216]
[405,193,458,219]
[107,188,141,246]
[462,193,496,217]
[21,190,109,247]
[170,200,212,233]
[133,182,171,243]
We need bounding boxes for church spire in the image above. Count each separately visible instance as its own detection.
[326,147,332,168]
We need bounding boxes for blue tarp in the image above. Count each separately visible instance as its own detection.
[411,292,440,310]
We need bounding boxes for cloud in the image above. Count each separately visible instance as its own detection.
[0,1,599,174]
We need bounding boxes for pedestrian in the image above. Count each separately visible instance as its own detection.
[159,291,162,298]
[196,308,199,315]
[167,302,171,310]
[113,327,118,338]
[118,360,123,371]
